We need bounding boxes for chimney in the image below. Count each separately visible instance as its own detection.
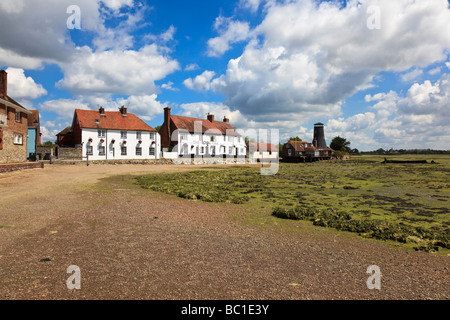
[99,106,105,116]
[119,106,127,116]
[207,113,214,123]
[164,107,171,125]
[0,70,7,97]
[223,116,229,123]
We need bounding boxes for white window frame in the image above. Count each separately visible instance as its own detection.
[14,133,23,145]
[121,131,127,139]
[15,112,21,123]
[136,147,142,156]
[98,129,106,138]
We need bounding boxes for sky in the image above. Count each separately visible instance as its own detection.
[1,0,450,151]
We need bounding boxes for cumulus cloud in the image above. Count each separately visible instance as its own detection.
[183,71,216,92]
[239,0,264,13]
[207,16,251,57]
[195,0,450,135]
[6,67,47,100]
[327,74,450,150]
[0,0,103,68]
[57,44,180,96]
[101,0,134,12]
[39,99,90,119]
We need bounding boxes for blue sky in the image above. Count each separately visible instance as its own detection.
[1,0,450,151]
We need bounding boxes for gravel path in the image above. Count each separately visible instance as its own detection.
[0,164,448,300]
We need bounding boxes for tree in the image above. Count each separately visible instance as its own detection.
[330,136,351,153]
[154,125,162,132]
[289,136,302,141]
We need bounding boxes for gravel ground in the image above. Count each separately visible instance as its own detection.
[0,164,448,300]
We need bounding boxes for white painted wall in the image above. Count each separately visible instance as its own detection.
[81,128,161,160]
[172,132,247,157]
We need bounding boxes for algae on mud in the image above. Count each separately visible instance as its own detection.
[136,159,450,251]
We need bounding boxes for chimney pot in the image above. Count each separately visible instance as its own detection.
[223,116,229,123]
[119,106,127,116]
[207,113,215,123]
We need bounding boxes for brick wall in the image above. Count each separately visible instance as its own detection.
[0,162,44,173]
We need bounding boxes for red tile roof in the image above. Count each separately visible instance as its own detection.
[288,141,309,152]
[170,115,240,136]
[248,143,278,152]
[75,109,156,132]
[57,126,72,136]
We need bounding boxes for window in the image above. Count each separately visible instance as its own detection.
[210,136,215,142]
[229,147,233,155]
[121,131,127,139]
[149,147,155,156]
[98,129,106,138]
[136,131,142,139]
[180,134,188,141]
[150,132,155,140]
[211,146,216,155]
[14,133,23,145]
[15,112,21,123]
[86,146,93,155]
[99,146,106,156]
[136,147,142,156]
[121,147,127,155]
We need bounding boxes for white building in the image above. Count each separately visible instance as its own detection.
[70,107,161,161]
[159,107,247,158]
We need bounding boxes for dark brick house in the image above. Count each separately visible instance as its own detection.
[0,70,32,163]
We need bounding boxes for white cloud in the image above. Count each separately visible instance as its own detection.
[101,0,134,12]
[428,67,441,75]
[184,64,200,71]
[327,74,450,150]
[57,44,180,96]
[6,67,47,100]
[207,16,251,57]
[400,68,423,82]
[183,71,216,92]
[161,81,178,91]
[115,94,167,121]
[239,0,263,13]
[199,0,450,132]
[0,0,102,69]
[39,99,90,119]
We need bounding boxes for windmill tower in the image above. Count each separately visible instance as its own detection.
[313,122,327,148]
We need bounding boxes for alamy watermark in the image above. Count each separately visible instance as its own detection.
[366,265,381,290]
[67,5,81,30]
[66,265,81,290]
[367,5,381,30]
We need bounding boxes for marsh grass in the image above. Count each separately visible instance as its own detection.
[136,156,450,252]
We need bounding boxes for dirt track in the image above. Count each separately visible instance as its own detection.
[0,164,448,300]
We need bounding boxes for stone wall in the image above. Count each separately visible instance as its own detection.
[0,129,27,163]
[0,162,44,173]
[57,146,82,160]
[36,146,53,161]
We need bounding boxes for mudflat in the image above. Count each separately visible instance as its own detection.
[0,164,448,300]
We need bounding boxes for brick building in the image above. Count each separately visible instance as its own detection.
[0,70,32,164]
